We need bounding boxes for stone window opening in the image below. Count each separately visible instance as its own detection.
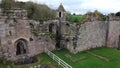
[39,37,41,40]
[45,39,49,43]
[49,24,54,33]
[59,12,62,17]
[13,18,17,23]
[9,31,12,36]
[72,37,75,41]
[66,38,70,42]
[66,23,70,26]
[21,14,23,18]
[73,37,77,49]
[29,23,34,29]
[29,38,33,41]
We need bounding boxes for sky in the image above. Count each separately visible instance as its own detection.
[17,0,120,14]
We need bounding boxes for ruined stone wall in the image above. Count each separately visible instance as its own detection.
[66,23,77,53]
[77,21,107,52]
[28,20,56,56]
[31,35,56,56]
[107,21,120,48]
[0,10,120,61]
[0,19,35,61]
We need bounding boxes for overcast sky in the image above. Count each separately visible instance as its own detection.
[17,0,120,14]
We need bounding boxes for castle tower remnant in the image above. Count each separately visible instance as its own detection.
[55,3,66,49]
[57,3,66,21]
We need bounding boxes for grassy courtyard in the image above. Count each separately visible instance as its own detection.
[0,53,61,68]
[1,47,120,68]
[14,53,61,68]
[53,47,120,68]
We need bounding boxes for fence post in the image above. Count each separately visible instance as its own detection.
[58,58,60,65]
[53,54,54,60]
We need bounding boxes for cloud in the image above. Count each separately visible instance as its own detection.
[17,0,120,14]
[79,0,120,14]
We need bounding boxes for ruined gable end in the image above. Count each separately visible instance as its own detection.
[57,3,66,21]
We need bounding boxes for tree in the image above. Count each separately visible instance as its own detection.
[1,0,15,9]
[0,0,56,21]
[116,12,120,16]
[94,10,106,21]
[15,1,26,8]
[25,2,56,21]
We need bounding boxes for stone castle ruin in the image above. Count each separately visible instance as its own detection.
[0,4,120,62]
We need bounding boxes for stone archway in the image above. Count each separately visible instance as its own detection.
[15,39,28,55]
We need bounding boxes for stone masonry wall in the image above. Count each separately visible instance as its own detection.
[107,21,120,48]
[3,19,32,61]
[32,35,56,56]
[77,21,107,52]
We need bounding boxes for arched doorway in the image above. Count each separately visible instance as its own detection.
[15,39,28,55]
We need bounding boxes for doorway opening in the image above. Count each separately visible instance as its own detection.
[15,39,27,55]
[56,29,61,48]
[49,24,54,33]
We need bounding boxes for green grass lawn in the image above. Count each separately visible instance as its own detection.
[53,47,120,68]
[68,15,84,22]
[1,47,120,68]
[14,53,62,68]
[0,53,61,68]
